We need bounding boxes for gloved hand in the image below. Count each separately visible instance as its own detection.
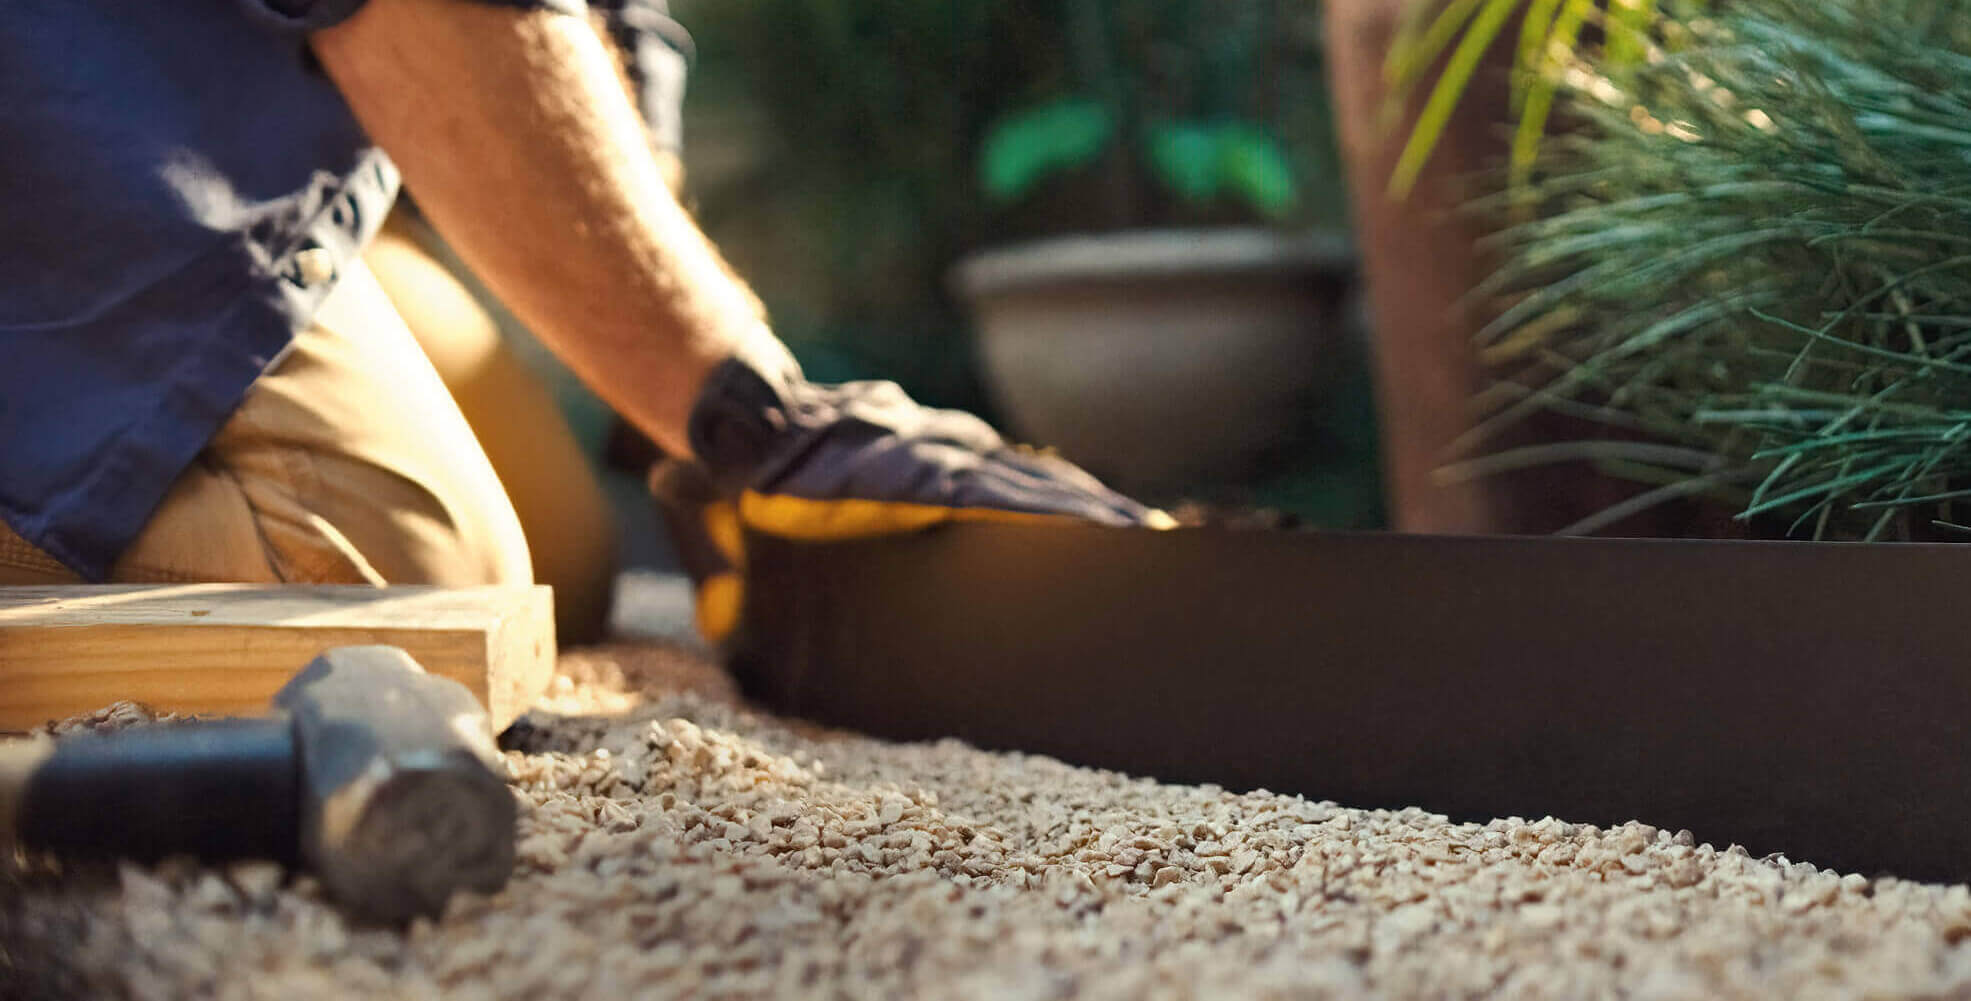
[651,343,1170,646]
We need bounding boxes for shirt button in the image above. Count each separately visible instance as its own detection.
[294,247,337,288]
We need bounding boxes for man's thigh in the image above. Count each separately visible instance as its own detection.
[204,260,534,588]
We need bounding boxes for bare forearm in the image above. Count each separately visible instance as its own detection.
[312,0,772,456]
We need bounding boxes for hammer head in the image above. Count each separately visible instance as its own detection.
[273,646,515,924]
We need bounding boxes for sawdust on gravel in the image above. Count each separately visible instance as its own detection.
[8,641,1971,1000]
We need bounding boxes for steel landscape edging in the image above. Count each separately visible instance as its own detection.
[736,523,1971,882]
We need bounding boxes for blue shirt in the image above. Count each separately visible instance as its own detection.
[0,0,634,580]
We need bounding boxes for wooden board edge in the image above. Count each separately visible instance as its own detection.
[482,585,557,730]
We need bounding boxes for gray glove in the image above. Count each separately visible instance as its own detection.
[652,348,1168,644]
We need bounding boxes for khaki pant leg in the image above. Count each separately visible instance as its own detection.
[0,261,533,590]
[0,522,85,585]
[365,210,619,642]
[0,469,279,585]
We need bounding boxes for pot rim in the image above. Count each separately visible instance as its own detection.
[951,226,1354,297]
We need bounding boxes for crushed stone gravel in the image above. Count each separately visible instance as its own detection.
[7,640,1971,1000]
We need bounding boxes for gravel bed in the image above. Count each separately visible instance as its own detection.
[7,640,1971,1000]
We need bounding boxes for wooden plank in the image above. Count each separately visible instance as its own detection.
[0,585,555,731]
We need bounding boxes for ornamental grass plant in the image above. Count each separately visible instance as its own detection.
[1386,0,1697,196]
[1462,0,1971,539]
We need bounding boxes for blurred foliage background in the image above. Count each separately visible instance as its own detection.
[668,0,1380,526]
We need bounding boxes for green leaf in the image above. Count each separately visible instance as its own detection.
[1218,128,1300,219]
[1147,123,1301,219]
[979,98,1114,203]
[1147,123,1225,202]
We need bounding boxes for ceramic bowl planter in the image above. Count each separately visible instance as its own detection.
[952,227,1355,492]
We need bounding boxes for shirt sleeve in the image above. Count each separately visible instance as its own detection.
[238,0,587,34]
[589,0,693,154]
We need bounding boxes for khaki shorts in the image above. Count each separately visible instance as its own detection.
[0,261,534,590]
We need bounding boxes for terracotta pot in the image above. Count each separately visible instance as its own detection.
[1324,0,1664,535]
[952,228,1354,491]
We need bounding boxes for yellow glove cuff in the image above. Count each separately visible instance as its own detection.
[737,491,1068,542]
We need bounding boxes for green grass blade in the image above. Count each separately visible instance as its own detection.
[1509,0,1594,186]
[1387,0,1491,88]
[1389,0,1524,197]
[1604,0,1658,67]
[1739,460,1914,519]
[1512,0,1568,111]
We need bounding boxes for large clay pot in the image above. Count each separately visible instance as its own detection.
[952,228,1354,492]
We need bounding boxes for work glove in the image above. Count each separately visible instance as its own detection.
[651,342,1170,646]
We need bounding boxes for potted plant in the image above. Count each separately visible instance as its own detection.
[949,0,1357,491]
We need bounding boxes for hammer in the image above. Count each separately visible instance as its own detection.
[0,646,515,923]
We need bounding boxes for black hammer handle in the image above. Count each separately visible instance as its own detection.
[0,718,300,864]
[0,647,513,925]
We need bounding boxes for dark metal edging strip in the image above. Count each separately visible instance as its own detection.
[738,524,1971,882]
